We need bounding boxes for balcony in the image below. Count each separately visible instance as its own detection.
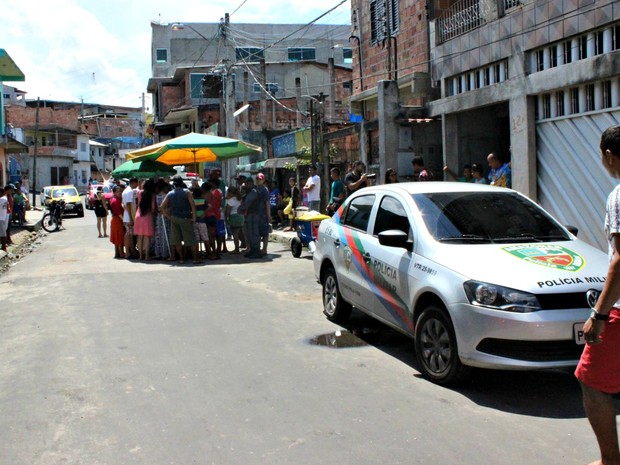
[436,0,485,44]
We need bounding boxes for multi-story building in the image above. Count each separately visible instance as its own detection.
[348,0,441,180]
[428,0,620,249]
[0,52,27,187]
[147,19,355,170]
[6,100,144,191]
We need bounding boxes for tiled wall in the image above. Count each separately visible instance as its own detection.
[431,0,619,82]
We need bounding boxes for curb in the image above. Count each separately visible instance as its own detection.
[0,214,43,264]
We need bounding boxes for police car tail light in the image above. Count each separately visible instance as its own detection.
[463,281,541,313]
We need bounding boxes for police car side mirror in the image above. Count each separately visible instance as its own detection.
[565,224,578,236]
[378,229,412,251]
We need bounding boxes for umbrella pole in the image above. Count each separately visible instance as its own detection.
[162,214,172,258]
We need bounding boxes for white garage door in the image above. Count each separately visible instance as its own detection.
[537,111,620,251]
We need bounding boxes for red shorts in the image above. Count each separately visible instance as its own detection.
[575,308,620,394]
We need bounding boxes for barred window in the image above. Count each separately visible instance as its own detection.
[370,0,399,44]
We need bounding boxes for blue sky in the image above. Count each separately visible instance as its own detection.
[2,0,350,111]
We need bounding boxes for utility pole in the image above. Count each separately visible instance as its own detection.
[31,97,40,208]
[385,0,392,80]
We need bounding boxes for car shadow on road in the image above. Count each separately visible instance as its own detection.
[319,310,620,420]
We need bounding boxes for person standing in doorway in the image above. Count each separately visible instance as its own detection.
[487,152,511,188]
[384,168,399,184]
[303,165,321,212]
[575,125,620,465]
[412,156,434,181]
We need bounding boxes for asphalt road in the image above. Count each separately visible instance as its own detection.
[0,213,605,465]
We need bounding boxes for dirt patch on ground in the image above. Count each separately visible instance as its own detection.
[0,229,44,275]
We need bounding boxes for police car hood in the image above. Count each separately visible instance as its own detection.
[427,240,608,293]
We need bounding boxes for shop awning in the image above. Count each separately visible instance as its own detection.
[0,49,25,81]
[0,137,28,153]
[235,160,266,172]
[263,156,298,169]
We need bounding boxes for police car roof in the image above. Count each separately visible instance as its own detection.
[365,181,513,195]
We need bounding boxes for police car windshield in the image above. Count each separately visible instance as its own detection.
[412,191,571,243]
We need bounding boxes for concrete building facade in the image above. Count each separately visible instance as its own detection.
[147,20,355,175]
[428,0,620,249]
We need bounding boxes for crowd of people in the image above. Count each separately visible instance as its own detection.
[99,170,273,263]
[91,151,513,262]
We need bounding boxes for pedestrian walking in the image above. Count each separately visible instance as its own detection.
[575,125,620,465]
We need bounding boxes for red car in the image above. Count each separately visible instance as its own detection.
[86,184,113,210]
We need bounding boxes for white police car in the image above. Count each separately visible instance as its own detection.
[313,182,608,384]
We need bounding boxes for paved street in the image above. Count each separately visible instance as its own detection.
[0,213,606,465]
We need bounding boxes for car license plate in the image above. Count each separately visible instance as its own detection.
[65,204,74,210]
[574,323,586,345]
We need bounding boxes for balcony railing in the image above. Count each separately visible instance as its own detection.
[436,0,485,44]
[504,0,521,10]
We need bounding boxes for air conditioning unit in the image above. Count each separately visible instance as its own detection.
[181,123,191,131]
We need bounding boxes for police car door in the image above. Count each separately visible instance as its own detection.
[334,193,376,309]
[360,194,414,333]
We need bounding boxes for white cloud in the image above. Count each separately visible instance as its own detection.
[2,0,349,109]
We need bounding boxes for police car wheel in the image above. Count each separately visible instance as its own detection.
[291,237,303,257]
[414,306,470,385]
[322,267,352,323]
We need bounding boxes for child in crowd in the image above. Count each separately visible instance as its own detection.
[225,186,244,254]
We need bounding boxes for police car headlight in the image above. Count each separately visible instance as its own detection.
[463,280,541,313]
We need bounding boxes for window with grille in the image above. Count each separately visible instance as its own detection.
[570,88,579,113]
[602,81,612,109]
[156,49,168,63]
[550,46,558,68]
[252,83,279,94]
[542,94,551,119]
[288,48,316,61]
[370,0,399,45]
[585,84,595,111]
[236,47,264,63]
[343,48,353,64]
[556,91,565,116]
[190,73,222,99]
[579,36,588,59]
[564,40,573,64]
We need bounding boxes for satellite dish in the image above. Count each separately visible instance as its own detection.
[233,104,250,118]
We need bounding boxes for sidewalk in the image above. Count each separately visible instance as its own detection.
[0,207,45,264]
[268,227,297,247]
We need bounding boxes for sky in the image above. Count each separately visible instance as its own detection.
[2,0,351,112]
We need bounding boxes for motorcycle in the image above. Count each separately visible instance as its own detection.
[41,198,66,232]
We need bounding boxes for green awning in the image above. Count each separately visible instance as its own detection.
[0,49,25,81]
[235,160,266,172]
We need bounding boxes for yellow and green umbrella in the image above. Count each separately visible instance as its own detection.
[112,159,176,178]
[126,132,262,165]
